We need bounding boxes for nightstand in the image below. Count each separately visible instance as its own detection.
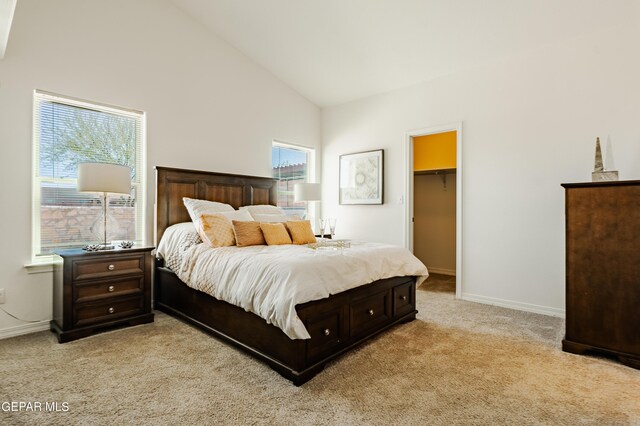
[51,245,155,343]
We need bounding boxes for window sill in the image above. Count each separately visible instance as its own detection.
[24,258,56,274]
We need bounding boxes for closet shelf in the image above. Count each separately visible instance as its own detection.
[413,168,456,176]
[414,168,456,189]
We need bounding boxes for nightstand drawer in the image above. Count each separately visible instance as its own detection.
[74,296,144,327]
[73,255,144,281]
[75,277,144,303]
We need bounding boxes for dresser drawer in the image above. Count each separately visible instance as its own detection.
[305,306,347,361]
[74,277,144,303]
[73,255,144,281]
[393,281,414,317]
[350,289,391,337]
[73,296,144,327]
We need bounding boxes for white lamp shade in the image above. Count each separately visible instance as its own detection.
[294,182,321,202]
[77,163,131,195]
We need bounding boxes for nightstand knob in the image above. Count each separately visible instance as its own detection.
[108,285,115,292]
[368,309,374,316]
[324,328,331,336]
[108,264,115,271]
[108,307,114,314]
[400,295,407,301]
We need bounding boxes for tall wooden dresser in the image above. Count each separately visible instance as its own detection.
[562,180,640,368]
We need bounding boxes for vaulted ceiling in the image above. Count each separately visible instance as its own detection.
[0,0,16,59]
[170,0,638,107]
[2,1,636,105]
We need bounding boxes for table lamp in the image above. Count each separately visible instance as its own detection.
[294,182,321,204]
[77,162,131,250]
[294,182,321,230]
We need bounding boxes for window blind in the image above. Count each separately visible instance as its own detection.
[32,90,145,258]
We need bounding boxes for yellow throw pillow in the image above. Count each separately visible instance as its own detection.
[285,220,317,245]
[260,222,292,245]
[232,220,266,247]
[198,214,236,248]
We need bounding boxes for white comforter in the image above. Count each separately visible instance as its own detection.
[158,224,429,340]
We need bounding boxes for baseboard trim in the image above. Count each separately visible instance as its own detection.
[0,321,50,340]
[460,293,565,318]
[427,267,456,276]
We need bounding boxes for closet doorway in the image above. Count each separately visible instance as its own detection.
[405,123,462,298]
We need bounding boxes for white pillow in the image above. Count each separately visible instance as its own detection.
[216,209,254,222]
[183,197,235,226]
[240,205,286,216]
[250,213,304,223]
[251,213,289,223]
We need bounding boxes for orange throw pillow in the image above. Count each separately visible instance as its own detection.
[260,222,292,245]
[285,220,317,245]
[198,214,236,248]
[232,220,266,247]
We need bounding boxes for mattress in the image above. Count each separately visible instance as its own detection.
[157,222,428,339]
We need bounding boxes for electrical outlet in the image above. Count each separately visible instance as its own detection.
[0,288,5,304]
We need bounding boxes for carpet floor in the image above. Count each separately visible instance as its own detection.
[1,274,639,425]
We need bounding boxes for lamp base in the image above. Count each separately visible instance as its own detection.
[82,243,115,252]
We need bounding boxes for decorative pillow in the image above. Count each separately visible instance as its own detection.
[260,222,292,245]
[232,220,266,247]
[183,197,235,230]
[197,210,254,248]
[198,214,235,248]
[251,213,289,223]
[285,220,317,245]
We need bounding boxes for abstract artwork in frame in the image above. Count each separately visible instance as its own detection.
[339,149,384,205]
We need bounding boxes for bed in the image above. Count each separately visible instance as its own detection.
[154,166,425,385]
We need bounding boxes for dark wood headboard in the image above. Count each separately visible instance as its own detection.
[154,166,278,245]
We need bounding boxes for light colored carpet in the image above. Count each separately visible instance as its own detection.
[1,275,639,425]
[420,274,565,348]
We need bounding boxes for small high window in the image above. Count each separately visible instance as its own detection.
[272,141,315,217]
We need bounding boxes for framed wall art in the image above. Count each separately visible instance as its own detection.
[339,149,384,205]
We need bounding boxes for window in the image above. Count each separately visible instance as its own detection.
[272,142,315,217]
[32,90,145,261]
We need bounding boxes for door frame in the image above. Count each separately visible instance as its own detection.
[404,122,463,298]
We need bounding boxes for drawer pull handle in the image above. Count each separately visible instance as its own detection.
[108,285,115,292]
[324,328,331,336]
[368,309,374,316]
[108,264,115,271]
[400,295,407,301]
[108,307,114,314]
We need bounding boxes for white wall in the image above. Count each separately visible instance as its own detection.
[414,173,456,275]
[0,0,320,336]
[322,23,640,316]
